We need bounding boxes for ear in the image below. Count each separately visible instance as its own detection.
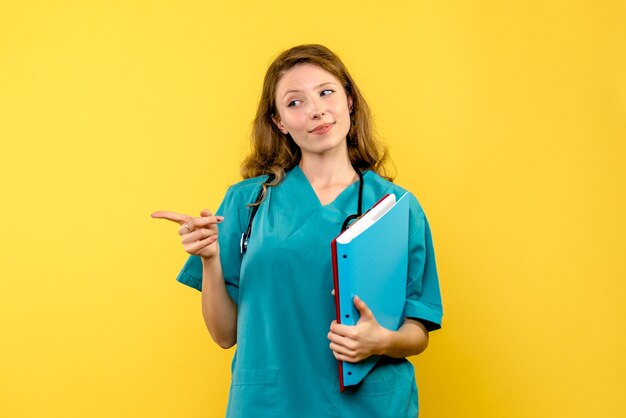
[347,95,354,113]
[272,114,288,134]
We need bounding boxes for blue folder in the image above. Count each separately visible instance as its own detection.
[331,192,410,392]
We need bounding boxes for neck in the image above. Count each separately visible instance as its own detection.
[299,154,356,187]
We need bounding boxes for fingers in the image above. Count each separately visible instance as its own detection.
[331,350,363,363]
[329,332,363,363]
[151,210,191,224]
[151,210,223,230]
[152,208,223,258]
[178,210,223,247]
[181,227,217,244]
[328,330,357,349]
[329,321,357,339]
[183,234,218,254]
[328,319,374,363]
[328,327,359,361]
[353,295,373,319]
[178,216,224,235]
[152,211,223,237]
[329,341,357,358]
[332,352,357,363]
[177,222,194,235]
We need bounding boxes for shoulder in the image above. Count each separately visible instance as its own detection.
[223,175,269,202]
[215,175,269,228]
[227,174,268,191]
[215,175,267,217]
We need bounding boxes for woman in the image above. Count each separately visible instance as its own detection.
[152,44,443,417]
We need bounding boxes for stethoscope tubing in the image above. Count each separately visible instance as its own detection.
[241,168,364,255]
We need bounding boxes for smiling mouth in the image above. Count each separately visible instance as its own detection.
[310,123,334,133]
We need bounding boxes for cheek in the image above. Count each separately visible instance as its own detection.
[284,113,307,130]
[330,99,350,115]
[333,106,351,123]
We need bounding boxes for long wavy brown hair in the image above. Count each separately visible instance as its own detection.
[241,44,392,199]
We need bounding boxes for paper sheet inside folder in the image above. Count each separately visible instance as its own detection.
[336,194,397,244]
[331,192,410,392]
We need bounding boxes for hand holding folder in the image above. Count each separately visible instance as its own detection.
[330,192,410,392]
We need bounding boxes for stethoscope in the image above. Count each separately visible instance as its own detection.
[240,168,364,255]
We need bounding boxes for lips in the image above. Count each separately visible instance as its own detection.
[310,122,334,134]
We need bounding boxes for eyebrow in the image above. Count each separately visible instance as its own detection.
[282,82,337,98]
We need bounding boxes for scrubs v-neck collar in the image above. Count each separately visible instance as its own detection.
[289,164,368,211]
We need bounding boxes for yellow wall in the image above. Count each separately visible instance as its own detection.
[1,1,624,417]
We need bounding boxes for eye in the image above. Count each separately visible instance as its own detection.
[287,99,301,108]
[321,89,334,96]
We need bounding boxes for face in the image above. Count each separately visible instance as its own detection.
[272,63,353,159]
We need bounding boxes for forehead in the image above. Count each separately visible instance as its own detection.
[275,63,341,95]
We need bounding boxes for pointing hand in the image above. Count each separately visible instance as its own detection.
[151,209,223,259]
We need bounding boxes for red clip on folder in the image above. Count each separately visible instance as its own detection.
[331,192,410,392]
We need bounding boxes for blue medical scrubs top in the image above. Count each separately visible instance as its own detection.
[176,166,443,418]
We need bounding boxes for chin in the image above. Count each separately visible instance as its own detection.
[308,141,348,156]
[299,127,350,154]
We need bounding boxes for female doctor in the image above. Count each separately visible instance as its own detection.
[152,44,443,417]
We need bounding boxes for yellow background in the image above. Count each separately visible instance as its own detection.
[1,1,624,417]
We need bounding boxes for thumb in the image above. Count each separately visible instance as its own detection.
[353,295,374,320]
[200,209,212,217]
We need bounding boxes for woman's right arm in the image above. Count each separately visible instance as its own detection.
[151,209,238,349]
[199,252,237,348]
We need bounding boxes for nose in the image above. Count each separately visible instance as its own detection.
[307,96,325,118]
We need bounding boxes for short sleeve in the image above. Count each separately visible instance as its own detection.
[403,194,443,331]
[175,184,250,304]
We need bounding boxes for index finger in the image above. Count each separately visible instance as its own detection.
[150,211,191,224]
[330,321,353,335]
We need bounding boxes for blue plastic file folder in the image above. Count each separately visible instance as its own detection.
[331,192,410,392]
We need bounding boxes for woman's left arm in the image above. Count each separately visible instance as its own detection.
[327,296,429,363]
